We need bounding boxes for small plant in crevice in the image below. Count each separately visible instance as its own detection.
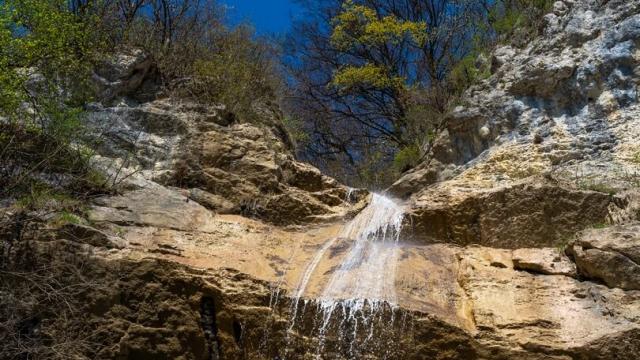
[577,181,618,196]
[630,150,640,164]
[393,144,422,174]
[239,198,265,219]
[555,236,574,256]
[591,222,610,230]
[51,211,83,227]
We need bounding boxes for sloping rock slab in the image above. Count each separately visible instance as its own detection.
[513,248,577,277]
[406,179,615,248]
[459,247,640,359]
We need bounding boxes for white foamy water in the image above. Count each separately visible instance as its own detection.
[320,194,404,303]
[286,193,406,358]
[288,236,339,330]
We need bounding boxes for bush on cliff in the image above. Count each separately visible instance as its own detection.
[0,0,109,201]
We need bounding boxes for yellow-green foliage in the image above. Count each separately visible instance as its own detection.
[9,0,97,76]
[329,0,426,92]
[0,0,103,124]
[332,63,405,90]
[330,0,426,50]
[52,211,83,226]
[0,12,23,114]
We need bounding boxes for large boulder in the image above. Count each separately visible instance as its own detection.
[405,177,616,248]
[569,223,640,290]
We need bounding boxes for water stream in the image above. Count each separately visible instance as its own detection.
[286,193,407,358]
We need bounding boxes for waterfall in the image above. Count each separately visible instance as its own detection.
[320,194,404,303]
[286,193,406,358]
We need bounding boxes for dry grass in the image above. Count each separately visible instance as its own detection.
[0,212,109,360]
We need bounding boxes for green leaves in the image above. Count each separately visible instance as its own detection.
[0,6,25,116]
[490,0,554,47]
[330,0,426,50]
[329,0,426,92]
[331,63,404,91]
[188,25,277,123]
[0,0,103,137]
[393,143,421,174]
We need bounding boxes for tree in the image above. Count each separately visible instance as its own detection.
[0,0,108,197]
[0,0,103,126]
[328,0,426,145]
[284,0,486,187]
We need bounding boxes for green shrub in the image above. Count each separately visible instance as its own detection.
[490,0,554,47]
[14,180,80,211]
[449,52,491,94]
[0,0,110,203]
[52,211,83,226]
[578,181,617,196]
[393,144,421,174]
[632,151,640,164]
[175,25,278,123]
[282,115,310,146]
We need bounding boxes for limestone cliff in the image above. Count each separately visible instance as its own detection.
[2,1,640,359]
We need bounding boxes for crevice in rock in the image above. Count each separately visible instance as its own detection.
[511,266,577,279]
[232,319,243,347]
[200,296,222,360]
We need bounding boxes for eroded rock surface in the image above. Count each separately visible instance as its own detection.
[392,0,640,248]
[512,248,576,277]
[569,223,640,290]
[87,57,367,226]
[406,177,616,247]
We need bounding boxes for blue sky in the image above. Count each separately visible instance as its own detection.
[222,0,302,35]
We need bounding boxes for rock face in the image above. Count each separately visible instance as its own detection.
[569,223,640,290]
[86,57,367,225]
[512,247,577,276]
[392,0,640,248]
[406,177,616,247]
[3,1,640,359]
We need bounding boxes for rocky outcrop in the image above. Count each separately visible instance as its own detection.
[86,53,367,226]
[392,0,640,248]
[512,248,577,276]
[406,177,617,247]
[3,1,640,359]
[7,211,639,359]
[569,223,640,290]
[459,246,640,359]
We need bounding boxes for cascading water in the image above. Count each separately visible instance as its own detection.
[285,193,407,359]
[320,194,404,303]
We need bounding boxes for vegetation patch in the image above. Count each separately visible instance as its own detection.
[578,181,618,196]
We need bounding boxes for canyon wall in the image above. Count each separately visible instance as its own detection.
[2,0,640,359]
